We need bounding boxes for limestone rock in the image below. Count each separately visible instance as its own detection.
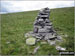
[47,40,56,45]
[56,46,66,51]
[26,38,36,45]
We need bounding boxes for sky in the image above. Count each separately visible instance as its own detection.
[0,1,74,14]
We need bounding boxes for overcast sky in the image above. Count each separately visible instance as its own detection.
[0,1,74,14]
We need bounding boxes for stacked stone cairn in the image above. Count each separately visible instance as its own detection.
[25,7,66,52]
[32,7,62,45]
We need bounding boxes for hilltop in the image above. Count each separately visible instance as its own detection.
[1,7,74,55]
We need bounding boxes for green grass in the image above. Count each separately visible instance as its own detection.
[1,7,74,55]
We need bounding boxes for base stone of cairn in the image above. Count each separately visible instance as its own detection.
[25,7,65,51]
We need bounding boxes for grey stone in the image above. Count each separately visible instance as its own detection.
[45,19,50,23]
[56,46,66,51]
[47,40,56,45]
[34,25,41,29]
[38,28,47,33]
[38,14,49,17]
[44,33,56,40]
[56,35,62,42]
[45,23,52,26]
[45,26,52,30]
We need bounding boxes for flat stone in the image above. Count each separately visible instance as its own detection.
[44,33,56,40]
[38,14,48,17]
[35,36,42,39]
[56,46,66,51]
[45,19,50,23]
[45,26,52,29]
[38,28,47,33]
[38,18,44,21]
[26,38,36,45]
[50,40,56,45]
[34,25,41,29]
[47,40,56,45]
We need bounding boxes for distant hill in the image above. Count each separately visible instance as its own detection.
[1,7,74,55]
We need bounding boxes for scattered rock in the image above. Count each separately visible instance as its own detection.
[56,46,66,51]
[33,46,40,54]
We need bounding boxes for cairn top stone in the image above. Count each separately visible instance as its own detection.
[39,7,50,14]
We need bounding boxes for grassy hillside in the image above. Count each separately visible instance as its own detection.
[1,7,74,55]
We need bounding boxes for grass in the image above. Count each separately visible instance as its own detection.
[1,7,74,55]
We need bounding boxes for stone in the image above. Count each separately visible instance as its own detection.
[45,19,50,23]
[33,46,40,54]
[34,25,41,29]
[38,28,47,33]
[47,40,56,45]
[45,23,52,26]
[38,18,44,22]
[25,31,35,38]
[45,26,52,30]
[44,33,56,40]
[33,27,38,33]
[26,38,36,45]
[56,36,62,42]
[38,14,48,17]
[25,33,30,38]
[35,36,42,39]
[50,40,56,45]
[56,46,66,51]
[41,41,47,44]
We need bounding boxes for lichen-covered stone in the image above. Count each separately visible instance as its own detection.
[26,38,36,45]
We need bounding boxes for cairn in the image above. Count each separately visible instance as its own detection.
[25,8,66,53]
[33,7,62,44]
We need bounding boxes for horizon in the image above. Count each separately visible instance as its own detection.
[0,7,74,14]
[1,1,74,14]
